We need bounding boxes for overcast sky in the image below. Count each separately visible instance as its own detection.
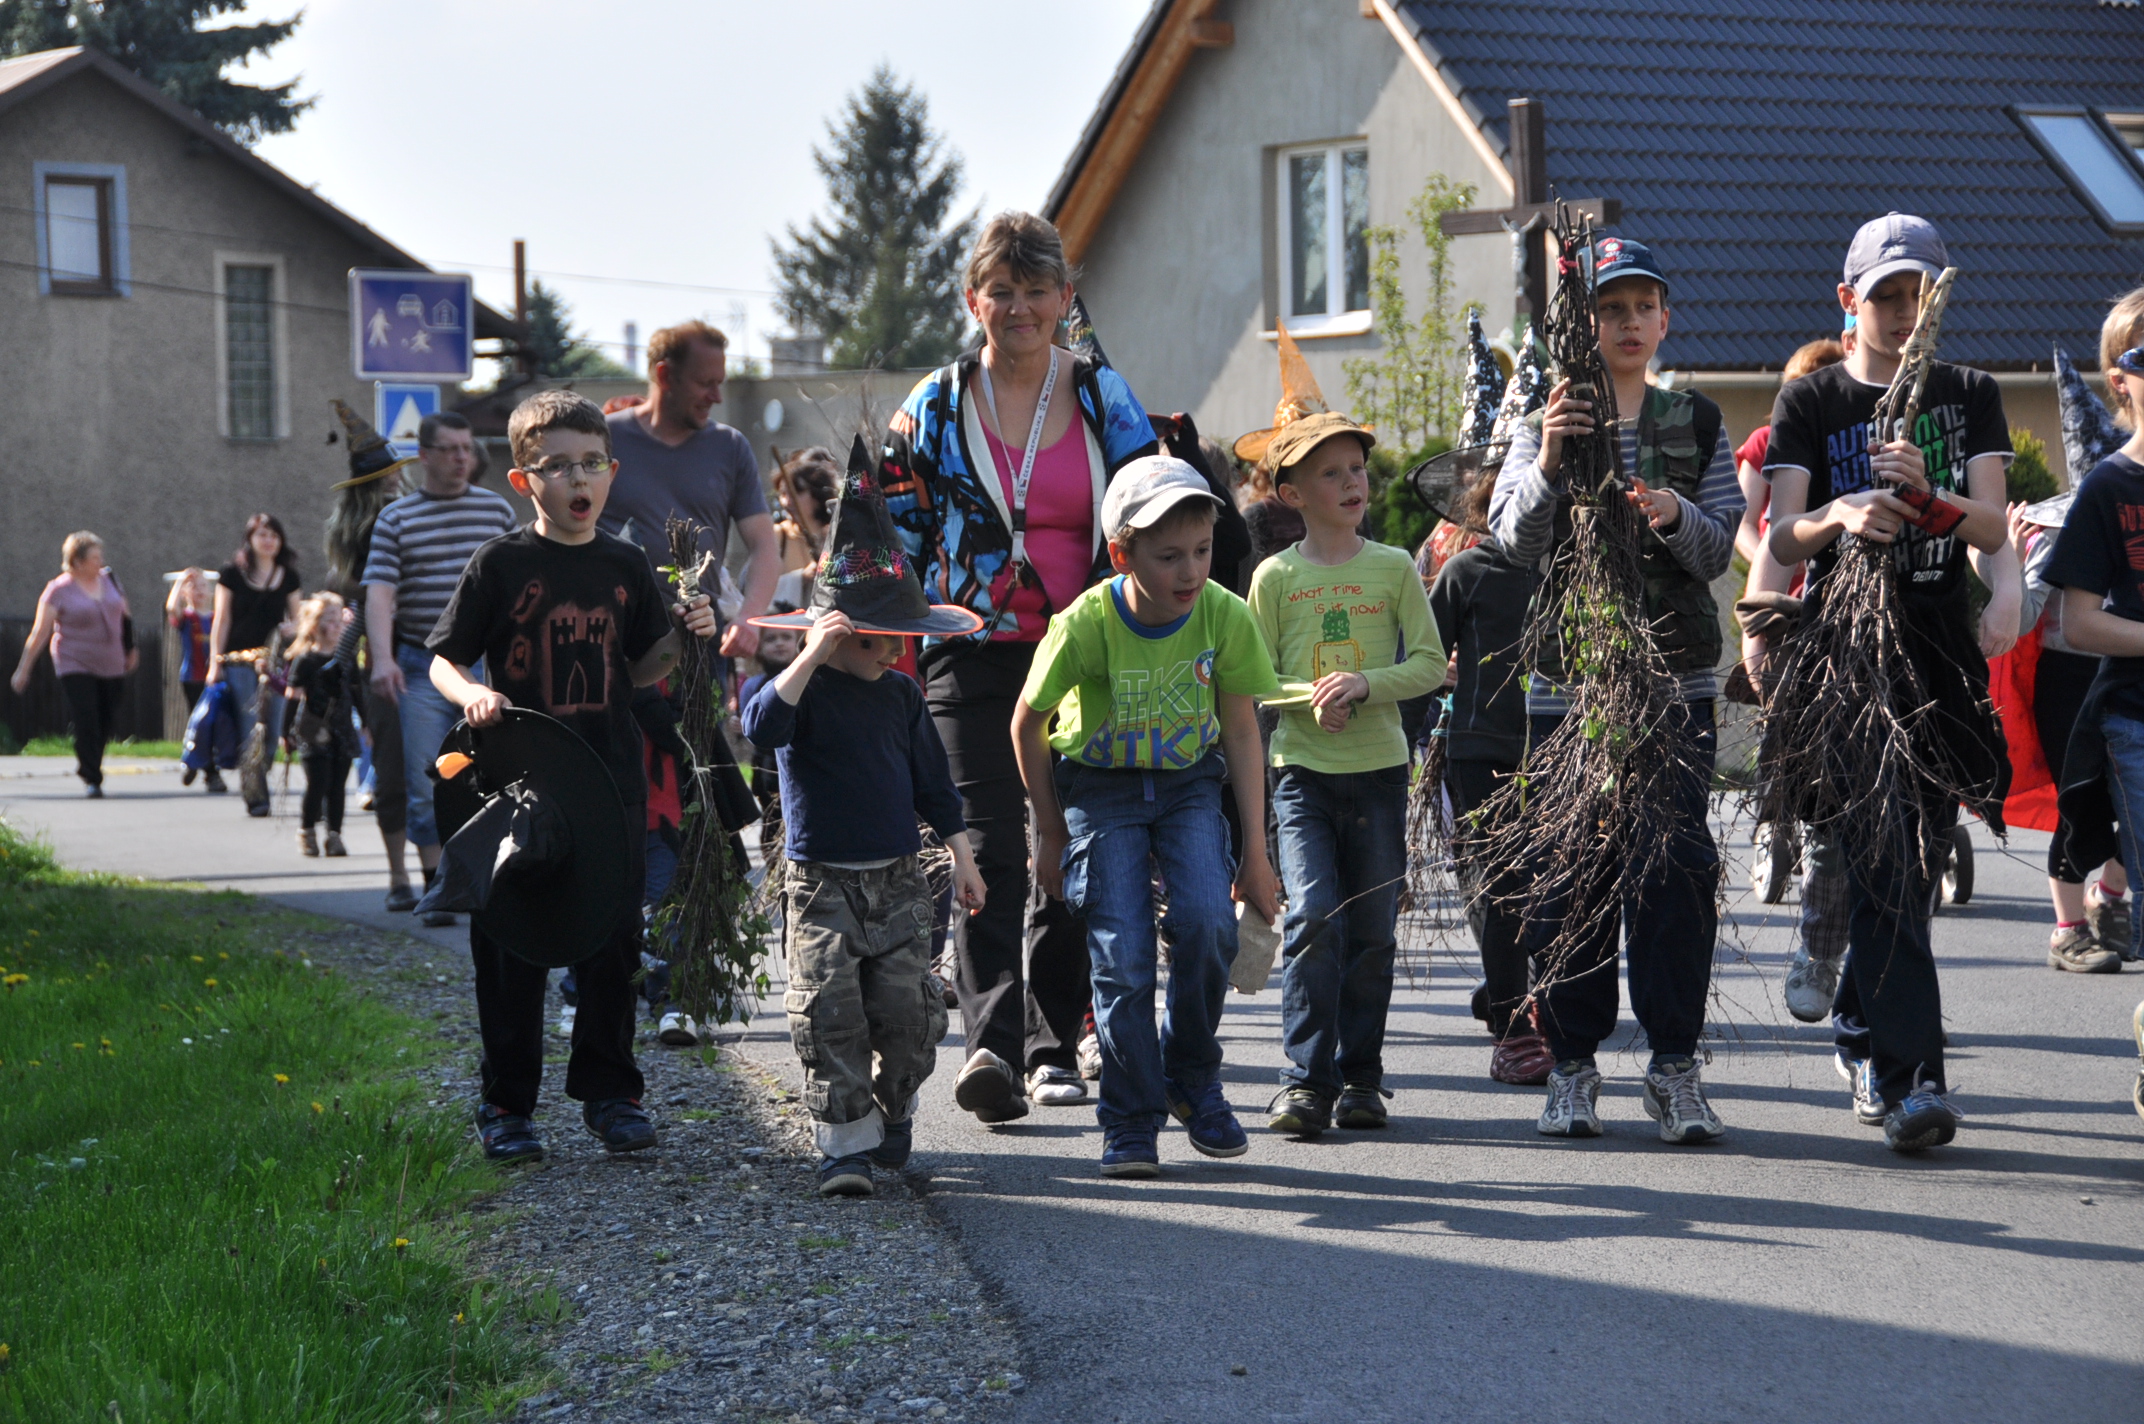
[232,0,1150,373]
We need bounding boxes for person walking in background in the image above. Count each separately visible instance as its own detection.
[11,531,136,797]
[770,446,840,576]
[208,512,302,803]
[284,591,359,858]
[363,412,518,924]
[166,566,213,712]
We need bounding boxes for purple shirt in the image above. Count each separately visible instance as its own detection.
[40,570,127,677]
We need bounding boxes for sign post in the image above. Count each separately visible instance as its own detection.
[350,269,475,383]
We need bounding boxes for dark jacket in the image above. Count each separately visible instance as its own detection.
[1429,539,1537,766]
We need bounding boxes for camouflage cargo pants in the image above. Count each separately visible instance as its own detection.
[783,855,949,1157]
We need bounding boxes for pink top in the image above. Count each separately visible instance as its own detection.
[40,570,127,678]
[980,419,1093,642]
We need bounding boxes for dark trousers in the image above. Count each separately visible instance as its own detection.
[181,679,206,714]
[2035,648,2102,882]
[923,642,1089,1072]
[300,747,350,831]
[1832,801,1953,1106]
[59,672,124,787]
[1531,702,1719,1064]
[1447,756,1530,1036]
[363,679,408,838]
[471,812,646,1116]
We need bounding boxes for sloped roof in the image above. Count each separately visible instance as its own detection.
[1392,0,2144,369]
[0,46,521,342]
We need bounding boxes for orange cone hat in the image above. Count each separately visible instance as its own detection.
[1232,323,1330,464]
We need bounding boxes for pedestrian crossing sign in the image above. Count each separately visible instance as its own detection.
[375,382,440,461]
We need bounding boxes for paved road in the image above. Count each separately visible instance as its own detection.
[8,756,2142,1423]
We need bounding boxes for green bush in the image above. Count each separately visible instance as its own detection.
[2009,427,2058,504]
[1368,441,1450,554]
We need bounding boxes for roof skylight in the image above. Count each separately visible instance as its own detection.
[2018,108,2144,231]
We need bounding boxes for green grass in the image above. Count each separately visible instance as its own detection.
[0,818,543,1421]
[18,737,184,760]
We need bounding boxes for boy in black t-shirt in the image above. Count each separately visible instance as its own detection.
[428,390,717,1161]
[1752,214,2019,1153]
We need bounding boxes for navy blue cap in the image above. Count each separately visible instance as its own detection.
[1588,236,1670,301]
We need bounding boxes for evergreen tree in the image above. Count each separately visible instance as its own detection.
[521,279,629,379]
[0,0,309,145]
[771,65,976,370]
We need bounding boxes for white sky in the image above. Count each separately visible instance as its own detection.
[231,0,1151,374]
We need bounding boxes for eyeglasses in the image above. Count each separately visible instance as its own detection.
[525,456,614,482]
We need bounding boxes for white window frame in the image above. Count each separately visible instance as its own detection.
[1275,141,1372,337]
[32,161,130,296]
[214,251,289,441]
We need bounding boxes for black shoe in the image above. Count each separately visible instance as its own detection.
[475,1103,543,1164]
[384,884,418,913]
[1267,1086,1333,1137]
[204,768,228,794]
[818,1154,874,1197]
[246,801,269,818]
[181,766,198,786]
[867,1118,913,1170]
[582,1097,658,1153]
[85,784,103,799]
[1335,1082,1392,1129]
[421,910,457,928]
[1470,982,1490,1025]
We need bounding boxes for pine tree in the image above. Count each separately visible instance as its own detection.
[771,65,976,371]
[521,279,629,379]
[0,0,309,145]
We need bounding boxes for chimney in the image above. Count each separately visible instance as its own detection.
[513,239,527,324]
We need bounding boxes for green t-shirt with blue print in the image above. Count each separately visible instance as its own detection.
[1021,577,1279,770]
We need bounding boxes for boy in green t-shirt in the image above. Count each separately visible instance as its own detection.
[1013,455,1280,1178]
[1246,412,1445,1134]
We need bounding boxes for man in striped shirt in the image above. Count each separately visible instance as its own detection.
[364,411,519,921]
[1488,238,1744,1145]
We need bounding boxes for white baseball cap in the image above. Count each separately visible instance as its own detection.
[1101,455,1223,536]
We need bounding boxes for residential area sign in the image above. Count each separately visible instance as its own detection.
[349,269,473,381]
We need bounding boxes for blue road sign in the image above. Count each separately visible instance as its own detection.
[350,269,474,381]
[375,382,440,461]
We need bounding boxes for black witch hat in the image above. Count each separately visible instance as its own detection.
[328,398,419,491]
[750,436,985,637]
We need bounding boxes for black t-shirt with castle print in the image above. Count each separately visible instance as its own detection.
[428,527,672,800]
[1764,359,2009,604]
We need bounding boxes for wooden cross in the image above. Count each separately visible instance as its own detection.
[1438,98,1622,330]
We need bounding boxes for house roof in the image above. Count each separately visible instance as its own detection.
[1390,0,2144,369]
[0,46,521,342]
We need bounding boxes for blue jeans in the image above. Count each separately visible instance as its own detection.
[2102,711,2144,960]
[1274,763,1409,1096]
[1057,750,1239,1131]
[397,643,475,849]
[221,662,282,761]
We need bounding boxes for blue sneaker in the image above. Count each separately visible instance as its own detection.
[1099,1124,1161,1178]
[1883,1074,1961,1153]
[867,1117,912,1170]
[1165,1078,1249,1159]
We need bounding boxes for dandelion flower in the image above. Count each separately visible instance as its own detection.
[190,955,204,963]
[204,978,217,988]
[0,1342,10,1367]
[99,1039,111,1048]
[217,952,229,961]
[311,1101,324,1113]
[2,974,28,990]
[71,1042,84,1050]
[26,1060,39,1068]
[273,1073,289,1085]
[392,1237,411,1250]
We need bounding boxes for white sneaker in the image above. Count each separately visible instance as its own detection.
[1641,1057,1726,1144]
[1783,945,1840,1023]
[556,1004,577,1038]
[1027,1065,1088,1105]
[1536,1062,1603,1137]
[658,1011,699,1047]
[1076,1032,1103,1081]
[953,1048,1028,1123]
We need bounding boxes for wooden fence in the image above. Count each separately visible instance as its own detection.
[0,615,174,749]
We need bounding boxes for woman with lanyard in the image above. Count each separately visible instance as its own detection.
[207,512,302,813]
[884,211,1158,1123]
[12,530,136,797]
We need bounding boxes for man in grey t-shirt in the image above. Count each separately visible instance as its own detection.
[600,320,779,657]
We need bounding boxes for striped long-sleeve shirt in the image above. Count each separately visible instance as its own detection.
[1489,416,1741,713]
[360,487,520,650]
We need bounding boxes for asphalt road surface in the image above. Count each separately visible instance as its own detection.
[8,755,2142,1423]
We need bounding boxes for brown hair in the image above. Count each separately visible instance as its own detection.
[774,446,841,527]
[2100,287,2144,422]
[1783,338,1845,382]
[962,211,1073,292]
[233,512,299,580]
[508,389,611,468]
[1452,466,1498,536]
[646,320,728,375]
[60,530,102,571]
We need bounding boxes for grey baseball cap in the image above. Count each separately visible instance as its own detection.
[1101,455,1222,535]
[1844,213,1948,298]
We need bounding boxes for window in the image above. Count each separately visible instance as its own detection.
[32,162,129,296]
[2017,108,2144,233]
[1278,143,1370,333]
[2108,112,2144,160]
[215,253,287,440]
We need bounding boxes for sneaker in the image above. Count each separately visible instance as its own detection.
[817,1153,874,1197]
[1783,944,1841,1023]
[1026,1064,1088,1105]
[298,826,320,858]
[204,768,228,795]
[182,765,199,787]
[1165,1078,1249,1158]
[474,1103,543,1164]
[1851,1057,1886,1126]
[384,883,418,914]
[1267,1086,1332,1137]
[953,1049,1028,1124]
[1489,1030,1557,1086]
[1076,1032,1103,1082]
[1883,1075,1961,1153]
[657,1011,700,1047]
[2050,924,2121,975]
[1537,1061,1604,1137]
[1641,1057,1726,1144]
[556,1004,577,1038]
[867,1118,913,1170]
[2088,883,2136,962]
[582,1097,658,1153]
[357,790,376,812]
[1099,1124,1160,1178]
[323,831,346,858]
[1335,1082,1392,1130]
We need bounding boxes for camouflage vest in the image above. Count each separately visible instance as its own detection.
[1529,385,1722,682]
